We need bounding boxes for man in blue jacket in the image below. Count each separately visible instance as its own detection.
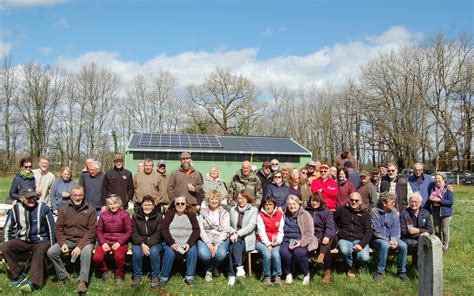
[407,163,434,206]
[2,188,56,293]
[371,192,408,283]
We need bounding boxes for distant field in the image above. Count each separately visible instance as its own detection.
[0,174,473,295]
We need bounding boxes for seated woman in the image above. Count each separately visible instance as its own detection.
[197,190,230,281]
[256,196,284,286]
[161,196,200,288]
[280,194,318,285]
[8,158,36,204]
[131,195,164,288]
[93,194,132,285]
[50,167,76,215]
[227,190,258,286]
[305,193,337,283]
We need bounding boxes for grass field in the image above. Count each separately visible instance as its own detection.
[0,174,473,295]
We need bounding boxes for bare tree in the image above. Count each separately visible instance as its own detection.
[0,55,17,171]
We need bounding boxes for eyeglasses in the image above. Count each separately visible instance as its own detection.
[349,199,361,203]
[274,175,282,179]
[175,202,186,206]
[23,165,32,169]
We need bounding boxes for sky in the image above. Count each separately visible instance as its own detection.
[0,0,472,91]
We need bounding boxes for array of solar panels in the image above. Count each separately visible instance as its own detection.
[138,133,223,149]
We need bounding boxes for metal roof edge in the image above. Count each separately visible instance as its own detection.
[289,137,312,154]
[126,147,311,156]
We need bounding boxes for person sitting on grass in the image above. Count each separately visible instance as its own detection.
[2,187,56,293]
[160,196,200,288]
[92,194,132,286]
[47,185,96,293]
[334,192,373,278]
[280,194,318,286]
[400,192,432,266]
[256,196,284,286]
[197,190,230,282]
[131,195,164,288]
[227,190,258,286]
[371,192,409,283]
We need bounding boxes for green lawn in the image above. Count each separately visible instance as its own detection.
[0,173,473,295]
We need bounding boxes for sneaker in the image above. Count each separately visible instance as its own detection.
[151,277,159,288]
[274,276,282,286]
[205,271,213,282]
[77,281,87,293]
[159,280,167,289]
[285,273,293,284]
[302,274,310,285]
[132,276,141,287]
[236,266,246,277]
[9,273,27,288]
[228,276,236,286]
[398,272,409,281]
[102,271,112,282]
[374,272,383,284]
[184,278,194,286]
[263,276,272,286]
[116,277,124,285]
[20,280,34,294]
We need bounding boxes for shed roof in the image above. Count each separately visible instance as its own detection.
[126,133,311,155]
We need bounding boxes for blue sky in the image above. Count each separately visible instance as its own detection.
[0,0,472,90]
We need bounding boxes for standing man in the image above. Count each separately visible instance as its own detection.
[380,164,413,213]
[102,154,134,210]
[134,158,167,212]
[334,192,373,278]
[371,170,382,196]
[256,161,272,195]
[407,163,434,206]
[32,156,55,208]
[167,152,203,208]
[357,171,378,210]
[270,159,280,173]
[80,161,105,216]
[47,185,96,293]
[2,188,56,293]
[378,164,388,179]
[371,192,409,283]
[228,160,263,207]
[311,164,339,211]
[333,148,358,170]
[157,159,169,189]
[344,161,360,189]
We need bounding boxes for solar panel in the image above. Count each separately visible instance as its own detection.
[138,134,222,149]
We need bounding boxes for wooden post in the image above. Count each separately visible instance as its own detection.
[418,235,443,296]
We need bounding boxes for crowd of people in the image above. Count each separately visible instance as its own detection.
[2,151,454,293]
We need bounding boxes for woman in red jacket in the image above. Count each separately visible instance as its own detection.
[93,194,132,285]
[336,168,356,209]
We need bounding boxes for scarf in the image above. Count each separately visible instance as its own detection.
[237,204,250,229]
[20,171,34,180]
[338,179,347,187]
[289,178,299,188]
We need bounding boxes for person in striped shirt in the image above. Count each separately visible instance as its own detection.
[2,187,56,293]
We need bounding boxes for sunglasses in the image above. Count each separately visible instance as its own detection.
[320,170,328,173]
[23,165,32,169]
[301,172,307,175]
[388,169,396,172]
[175,202,186,206]
[350,199,361,203]
[274,175,282,178]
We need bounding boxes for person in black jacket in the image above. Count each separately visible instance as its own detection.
[102,154,134,210]
[131,195,163,288]
[334,192,373,278]
[8,158,36,204]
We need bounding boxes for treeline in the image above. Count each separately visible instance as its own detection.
[1,33,472,172]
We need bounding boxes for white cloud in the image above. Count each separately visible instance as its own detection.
[0,0,67,8]
[0,42,12,56]
[54,26,420,94]
[53,18,69,28]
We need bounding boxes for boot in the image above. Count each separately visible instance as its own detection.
[323,269,331,284]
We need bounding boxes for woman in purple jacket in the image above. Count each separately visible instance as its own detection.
[305,193,336,283]
[92,194,132,285]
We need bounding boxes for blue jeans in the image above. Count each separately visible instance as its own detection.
[256,242,282,277]
[228,239,246,276]
[160,244,198,282]
[372,238,407,274]
[132,244,162,278]
[197,240,229,273]
[338,239,370,268]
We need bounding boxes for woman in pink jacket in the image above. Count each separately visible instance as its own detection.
[93,194,132,285]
